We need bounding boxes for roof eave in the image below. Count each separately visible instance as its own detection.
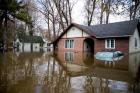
[52,23,96,44]
[96,35,132,38]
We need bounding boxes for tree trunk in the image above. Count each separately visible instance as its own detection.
[106,11,110,24]
[47,12,51,40]
[100,0,104,24]
[105,0,111,24]
[3,10,8,52]
[53,0,65,31]
[88,0,96,26]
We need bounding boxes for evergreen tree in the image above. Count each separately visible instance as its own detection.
[0,0,31,51]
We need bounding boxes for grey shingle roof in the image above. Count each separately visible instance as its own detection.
[19,35,44,43]
[74,20,139,38]
[52,20,139,44]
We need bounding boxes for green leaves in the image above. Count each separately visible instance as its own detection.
[15,9,32,24]
[0,0,32,25]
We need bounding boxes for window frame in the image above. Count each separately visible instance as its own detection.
[65,39,74,49]
[105,38,115,49]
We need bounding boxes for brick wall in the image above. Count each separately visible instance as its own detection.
[57,37,129,54]
[94,39,105,53]
[94,37,129,54]
[57,37,85,52]
[57,51,87,66]
[115,38,129,54]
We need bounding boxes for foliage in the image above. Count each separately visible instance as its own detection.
[37,0,74,40]
[16,24,26,36]
[0,0,31,26]
[0,0,32,51]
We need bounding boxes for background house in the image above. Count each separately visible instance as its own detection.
[53,20,140,54]
[14,35,44,52]
[42,31,53,52]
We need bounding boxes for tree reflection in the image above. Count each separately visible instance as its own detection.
[0,52,72,93]
[0,51,140,93]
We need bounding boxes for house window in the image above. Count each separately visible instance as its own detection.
[65,52,74,62]
[135,38,137,48]
[105,38,115,49]
[65,39,74,48]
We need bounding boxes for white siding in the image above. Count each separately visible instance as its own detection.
[83,32,89,37]
[24,43,31,52]
[62,27,89,38]
[43,41,53,52]
[33,43,40,52]
[14,39,45,52]
[19,42,23,51]
[129,28,140,53]
[14,39,23,52]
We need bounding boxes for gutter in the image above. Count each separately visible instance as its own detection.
[96,35,132,38]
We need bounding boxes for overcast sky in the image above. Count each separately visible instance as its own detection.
[37,0,129,29]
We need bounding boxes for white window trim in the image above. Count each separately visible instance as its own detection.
[65,39,74,49]
[105,38,115,49]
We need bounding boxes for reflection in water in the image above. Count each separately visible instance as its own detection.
[134,63,140,93]
[0,51,140,93]
[65,52,74,62]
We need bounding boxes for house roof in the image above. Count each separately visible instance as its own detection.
[53,19,139,43]
[18,35,44,43]
[76,20,139,38]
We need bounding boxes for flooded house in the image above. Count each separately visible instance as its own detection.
[0,48,140,93]
[43,40,54,52]
[54,51,140,93]
[53,20,140,54]
[14,35,44,52]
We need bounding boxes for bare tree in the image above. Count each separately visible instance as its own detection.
[130,0,140,20]
[53,0,72,28]
[85,0,97,26]
[37,0,58,40]
[111,0,140,20]
[105,0,111,24]
[37,0,74,40]
[101,0,112,24]
[84,0,138,25]
[84,0,112,25]
[100,0,104,24]
[23,0,38,36]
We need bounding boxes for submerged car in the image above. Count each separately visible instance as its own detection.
[95,50,124,61]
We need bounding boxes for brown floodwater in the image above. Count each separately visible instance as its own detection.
[0,51,140,93]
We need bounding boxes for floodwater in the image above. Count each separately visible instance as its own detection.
[0,51,140,93]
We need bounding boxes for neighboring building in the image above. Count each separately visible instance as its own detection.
[42,31,54,52]
[43,40,53,52]
[14,35,44,52]
[53,20,140,54]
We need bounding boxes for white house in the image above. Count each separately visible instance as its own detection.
[14,35,44,52]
